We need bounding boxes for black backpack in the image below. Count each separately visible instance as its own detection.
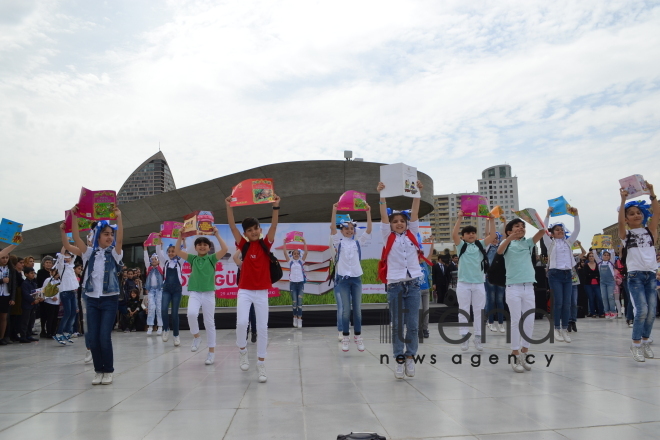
[458,240,490,273]
[238,239,283,284]
[620,227,654,275]
[337,433,386,440]
[487,244,509,287]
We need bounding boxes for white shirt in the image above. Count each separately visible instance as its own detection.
[82,246,123,298]
[55,256,79,292]
[543,215,580,270]
[289,259,306,283]
[622,228,657,273]
[0,265,8,296]
[156,245,184,284]
[333,232,371,278]
[380,220,423,284]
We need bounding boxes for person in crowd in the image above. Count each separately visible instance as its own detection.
[41,267,61,339]
[143,249,164,336]
[23,256,35,272]
[37,256,54,288]
[452,210,496,351]
[593,249,618,318]
[567,241,587,333]
[330,203,373,352]
[419,237,435,338]
[124,288,141,332]
[53,251,79,344]
[174,227,228,366]
[543,206,580,342]
[157,239,184,346]
[432,254,451,304]
[20,267,42,343]
[282,237,309,329]
[378,180,428,379]
[226,193,280,383]
[119,269,136,332]
[485,230,506,334]
[497,217,545,373]
[8,256,25,342]
[619,183,659,362]
[582,251,605,318]
[0,245,18,345]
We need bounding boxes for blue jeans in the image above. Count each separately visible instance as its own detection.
[161,286,182,337]
[570,285,578,322]
[56,290,77,335]
[548,269,572,329]
[584,284,603,315]
[484,281,505,324]
[628,271,657,341]
[290,282,305,318]
[622,279,635,321]
[334,283,343,331]
[387,278,421,357]
[337,276,362,336]
[85,294,119,373]
[600,282,616,314]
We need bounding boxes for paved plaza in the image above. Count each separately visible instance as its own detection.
[0,318,659,440]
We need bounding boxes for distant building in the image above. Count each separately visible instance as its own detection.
[602,222,660,253]
[425,192,479,243]
[117,152,176,204]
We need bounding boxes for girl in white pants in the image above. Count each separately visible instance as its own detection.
[498,218,545,373]
[143,251,164,335]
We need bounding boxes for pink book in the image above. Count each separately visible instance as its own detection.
[460,195,490,218]
[160,221,183,239]
[337,191,368,211]
[64,210,92,233]
[144,233,161,247]
[78,187,117,220]
[619,174,650,200]
[285,231,304,243]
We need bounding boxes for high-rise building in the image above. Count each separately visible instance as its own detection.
[117,151,176,204]
[425,192,480,243]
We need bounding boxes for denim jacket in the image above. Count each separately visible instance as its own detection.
[85,247,122,295]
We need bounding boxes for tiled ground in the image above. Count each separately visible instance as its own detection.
[0,318,659,439]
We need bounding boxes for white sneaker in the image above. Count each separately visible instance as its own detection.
[511,355,525,373]
[239,350,249,371]
[162,331,169,342]
[297,318,302,328]
[293,317,298,328]
[642,342,654,359]
[257,363,267,383]
[460,339,469,351]
[92,373,103,385]
[631,344,646,362]
[488,323,496,332]
[521,353,532,371]
[628,322,634,328]
[157,328,163,336]
[405,358,415,377]
[84,350,93,364]
[191,336,201,352]
[147,327,153,336]
[554,329,564,342]
[394,363,405,379]
[341,336,350,352]
[101,373,113,385]
[498,323,506,333]
[562,329,571,343]
[205,352,215,365]
[338,332,343,342]
[355,335,365,352]
[474,337,483,352]
[174,336,180,346]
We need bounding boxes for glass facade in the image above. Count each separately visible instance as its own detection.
[117,153,176,204]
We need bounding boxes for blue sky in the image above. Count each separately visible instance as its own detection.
[1,0,659,242]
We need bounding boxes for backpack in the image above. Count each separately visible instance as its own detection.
[328,239,362,284]
[486,244,509,287]
[458,240,490,273]
[337,433,386,440]
[239,239,283,284]
[377,230,431,284]
[620,227,654,275]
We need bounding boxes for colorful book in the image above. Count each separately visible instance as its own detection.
[144,233,161,247]
[512,208,546,230]
[571,241,581,250]
[379,163,420,198]
[285,231,304,243]
[335,214,352,225]
[64,210,92,233]
[490,205,505,220]
[460,195,490,218]
[0,218,23,245]
[182,211,215,237]
[337,191,368,211]
[77,188,117,220]
[230,178,275,207]
[619,174,650,200]
[591,234,612,249]
[548,196,574,217]
[160,221,183,239]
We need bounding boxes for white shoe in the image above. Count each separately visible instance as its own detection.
[498,323,506,333]
[355,335,365,352]
[92,373,103,385]
[239,350,249,371]
[521,353,532,371]
[488,323,496,332]
[293,317,298,328]
[642,342,655,359]
[297,318,302,328]
[460,339,469,351]
[511,355,525,373]
[405,358,416,377]
[554,329,564,342]
[84,350,93,364]
[205,352,215,365]
[147,327,153,336]
[562,329,571,343]
[474,337,483,352]
[191,337,201,352]
[631,344,646,362]
[257,363,267,383]
[101,373,113,385]
[157,328,163,336]
[338,332,343,342]
[162,331,169,342]
[394,363,405,379]
[341,336,350,352]
[174,336,180,346]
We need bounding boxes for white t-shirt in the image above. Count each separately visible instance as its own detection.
[82,246,123,298]
[289,259,306,283]
[380,220,423,284]
[55,257,79,292]
[333,232,371,278]
[622,228,657,273]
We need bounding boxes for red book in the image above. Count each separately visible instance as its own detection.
[230,178,275,207]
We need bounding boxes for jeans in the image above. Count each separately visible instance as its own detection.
[337,276,363,336]
[420,289,429,331]
[387,278,421,357]
[85,294,119,373]
[334,285,343,331]
[147,288,163,327]
[56,290,77,335]
[570,285,578,322]
[600,282,616,314]
[290,282,305,318]
[628,271,657,341]
[485,281,505,324]
[584,284,604,315]
[117,303,128,330]
[161,287,182,336]
[548,269,572,329]
[622,279,635,321]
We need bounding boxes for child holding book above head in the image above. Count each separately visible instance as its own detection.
[330,203,373,352]
[282,237,309,329]
[143,249,164,336]
[157,238,184,346]
[225,193,281,384]
[619,182,659,363]
[377,180,428,380]
[173,227,228,366]
[452,210,495,352]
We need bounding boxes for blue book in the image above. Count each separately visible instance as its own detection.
[0,218,23,245]
[336,214,352,225]
[547,196,574,217]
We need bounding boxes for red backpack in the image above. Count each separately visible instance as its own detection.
[377,230,431,283]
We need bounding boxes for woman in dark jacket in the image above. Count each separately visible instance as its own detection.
[0,246,18,345]
[581,252,604,318]
[8,256,24,342]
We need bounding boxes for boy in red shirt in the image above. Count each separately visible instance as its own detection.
[226,194,281,383]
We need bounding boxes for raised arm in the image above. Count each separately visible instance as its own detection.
[452,210,463,246]
[498,231,517,255]
[647,182,659,242]
[330,203,338,235]
[282,238,290,262]
[155,239,167,266]
[532,228,545,244]
[426,235,435,260]
[592,249,602,264]
[618,189,628,240]
[0,245,17,259]
[301,237,309,261]
[173,233,189,261]
[410,180,422,222]
[483,216,495,246]
[213,226,229,260]
[70,205,88,254]
[569,207,580,243]
[577,241,587,258]
[225,196,243,244]
[266,194,281,243]
[377,182,388,224]
[365,204,373,234]
[114,207,123,250]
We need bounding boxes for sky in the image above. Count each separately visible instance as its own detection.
[1,0,659,242]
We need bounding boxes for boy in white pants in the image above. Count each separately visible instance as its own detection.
[174,228,228,365]
[452,210,495,352]
[226,193,281,383]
